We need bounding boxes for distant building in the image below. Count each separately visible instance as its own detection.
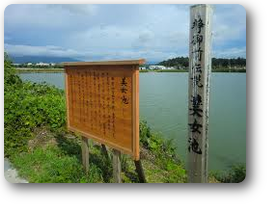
[36,62,49,66]
[27,63,33,66]
[149,65,167,70]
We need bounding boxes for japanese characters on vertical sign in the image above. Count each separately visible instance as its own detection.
[188,15,205,155]
[188,5,213,183]
[64,59,145,160]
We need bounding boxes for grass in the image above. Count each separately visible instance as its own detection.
[12,146,101,183]
[11,127,105,183]
[10,123,188,183]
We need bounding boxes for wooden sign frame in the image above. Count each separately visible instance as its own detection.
[64,59,145,161]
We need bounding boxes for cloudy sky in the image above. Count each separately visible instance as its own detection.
[4,4,246,63]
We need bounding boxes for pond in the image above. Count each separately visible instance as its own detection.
[19,72,246,171]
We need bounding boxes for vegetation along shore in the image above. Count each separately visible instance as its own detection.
[5,53,245,183]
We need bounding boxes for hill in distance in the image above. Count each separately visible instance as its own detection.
[10,55,80,64]
[9,55,160,65]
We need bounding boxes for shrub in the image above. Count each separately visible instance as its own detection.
[212,164,246,183]
[4,53,66,157]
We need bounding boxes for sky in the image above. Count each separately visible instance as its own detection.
[4,4,246,63]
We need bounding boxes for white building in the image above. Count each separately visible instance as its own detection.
[36,62,49,66]
[149,65,167,70]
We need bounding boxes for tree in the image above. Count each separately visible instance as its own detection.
[158,56,246,70]
[4,52,22,86]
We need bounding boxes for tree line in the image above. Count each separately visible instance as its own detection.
[12,63,64,68]
[158,57,246,70]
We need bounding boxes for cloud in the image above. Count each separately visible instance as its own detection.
[213,47,246,58]
[5,5,65,28]
[137,30,154,44]
[132,29,155,49]
[4,35,12,41]
[4,43,179,63]
[4,44,80,58]
[46,4,98,15]
[212,4,246,45]
[4,4,246,61]
[4,4,98,33]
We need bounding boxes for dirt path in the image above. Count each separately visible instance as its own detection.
[4,158,28,183]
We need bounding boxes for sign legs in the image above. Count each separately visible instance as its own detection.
[101,144,110,160]
[81,136,89,173]
[80,141,145,183]
[112,149,122,183]
[134,160,146,183]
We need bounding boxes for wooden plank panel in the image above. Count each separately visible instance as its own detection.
[64,59,145,67]
[65,62,143,159]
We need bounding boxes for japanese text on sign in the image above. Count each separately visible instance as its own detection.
[64,60,144,160]
[188,15,205,155]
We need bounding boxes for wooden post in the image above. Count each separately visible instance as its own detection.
[134,160,146,183]
[101,144,110,160]
[188,4,213,183]
[81,136,89,173]
[112,149,121,183]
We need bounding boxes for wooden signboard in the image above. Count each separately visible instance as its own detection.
[64,59,145,160]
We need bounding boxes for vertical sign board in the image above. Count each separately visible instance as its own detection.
[188,5,213,183]
[64,59,145,161]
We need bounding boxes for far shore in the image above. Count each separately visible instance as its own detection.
[16,68,64,73]
[16,67,246,73]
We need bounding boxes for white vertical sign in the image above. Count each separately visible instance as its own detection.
[188,4,213,183]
